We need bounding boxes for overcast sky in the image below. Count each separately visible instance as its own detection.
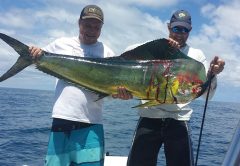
[0,0,239,103]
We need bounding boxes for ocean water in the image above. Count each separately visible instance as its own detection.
[0,87,239,166]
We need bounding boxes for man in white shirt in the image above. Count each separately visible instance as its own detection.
[29,5,115,166]
[114,10,225,166]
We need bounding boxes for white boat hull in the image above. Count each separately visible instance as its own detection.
[104,156,128,166]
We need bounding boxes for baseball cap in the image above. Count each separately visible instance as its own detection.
[170,10,191,30]
[80,5,104,23]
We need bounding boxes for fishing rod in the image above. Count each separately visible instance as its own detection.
[194,68,214,166]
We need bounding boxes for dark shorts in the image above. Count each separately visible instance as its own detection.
[45,118,104,166]
[127,117,194,166]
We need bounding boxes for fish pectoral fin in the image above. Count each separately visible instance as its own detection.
[132,100,160,108]
[95,93,109,101]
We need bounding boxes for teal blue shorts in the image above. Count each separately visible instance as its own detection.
[45,122,104,166]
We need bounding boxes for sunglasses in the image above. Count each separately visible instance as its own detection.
[171,27,190,34]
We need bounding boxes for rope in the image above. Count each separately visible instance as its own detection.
[194,69,214,166]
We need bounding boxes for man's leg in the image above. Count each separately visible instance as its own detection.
[127,117,164,166]
[164,120,194,166]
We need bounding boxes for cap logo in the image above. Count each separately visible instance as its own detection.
[88,7,96,13]
[178,12,186,18]
[88,7,102,15]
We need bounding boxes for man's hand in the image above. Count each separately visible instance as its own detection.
[208,56,225,76]
[29,46,43,59]
[168,38,181,49]
[112,86,133,100]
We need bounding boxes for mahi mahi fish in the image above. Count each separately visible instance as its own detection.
[0,33,209,108]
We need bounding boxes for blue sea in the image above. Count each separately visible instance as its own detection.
[0,87,239,166]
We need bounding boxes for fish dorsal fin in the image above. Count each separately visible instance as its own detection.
[119,38,190,60]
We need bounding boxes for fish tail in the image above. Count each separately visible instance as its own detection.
[0,33,32,82]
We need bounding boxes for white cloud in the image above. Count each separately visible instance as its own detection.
[0,8,34,29]
[192,0,240,87]
[64,0,178,7]
[35,8,77,25]
[201,1,240,40]
[102,0,178,8]
[99,2,168,55]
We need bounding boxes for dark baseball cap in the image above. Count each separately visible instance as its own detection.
[170,10,191,30]
[80,5,104,23]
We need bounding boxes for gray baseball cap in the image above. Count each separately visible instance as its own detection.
[80,5,104,23]
[170,10,191,30]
